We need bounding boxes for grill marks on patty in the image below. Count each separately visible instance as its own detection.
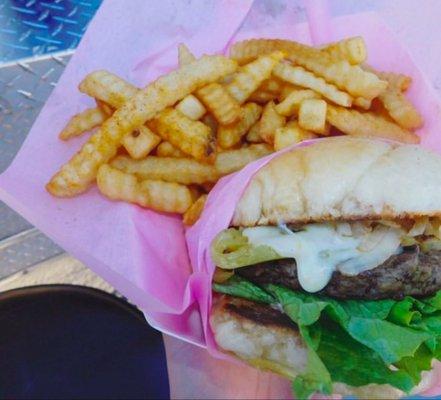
[222,296,297,330]
[237,246,441,300]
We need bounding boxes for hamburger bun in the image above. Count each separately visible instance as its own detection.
[211,295,436,399]
[233,137,441,226]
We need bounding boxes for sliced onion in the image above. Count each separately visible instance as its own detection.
[358,225,403,252]
[408,217,430,237]
[336,222,352,237]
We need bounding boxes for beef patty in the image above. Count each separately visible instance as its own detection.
[237,246,441,300]
[220,295,297,330]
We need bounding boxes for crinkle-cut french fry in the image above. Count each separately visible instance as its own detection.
[275,89,319,117]
[369,98,392,118]
[95,99,114,115]
[322,122,331,136]
[59,107,108,140]
[215,143,272,175]
[47,55,237,197]
[229,40,280,65]
[219,72,236,85]
[121,125,160,159]
[379,90,423,130]
[230,39,387,99]
[379,72,412,92]
[201,113,218,135]
[79,70,138,108]
[226,52,285,104]
[273,62,352,107]
[326,104,420,144]
[217,103,262,148]
[183,194,207,225]
[362,65,422,129]
[278,84,300,101]
[248,90,278,104]
[97,164,192,213]
[364,65,412,92]
[299,99,327,134]
[321,36,367,65]
[178,43,196,66]
[175,94,206,120]
[85,79,168,159]
[283,46,386,100]
[274,121,317,151]
[152,108,215,161]
[196,83,240,125]
[245,121,263,143]
[353,97,372,110]
[188,185,203,201]
[258,78,284,94]
[259,101,286,143]
[156,141,187,158]
[111,155,218,184]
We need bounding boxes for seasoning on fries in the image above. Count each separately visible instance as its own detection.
[196,83,241,125]
[121,126,160,160]
[151,108,215,161]
[47,35,424,224]
[217,103,262,148]
[226,51,285,104]
[79,70,137,108]
[46,55,237,197]
[59,107,108,140]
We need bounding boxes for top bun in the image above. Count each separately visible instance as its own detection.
[232,137,441,226]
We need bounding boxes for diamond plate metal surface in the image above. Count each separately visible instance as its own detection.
[0,228,63,272]
[0,51,71,173]
[0,0,102,63]
[0,52,73,278]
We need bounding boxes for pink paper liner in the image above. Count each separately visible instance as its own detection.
[303,0,332,45]
[0,1,440,396]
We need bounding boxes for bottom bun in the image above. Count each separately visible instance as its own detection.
[210,295,435,399]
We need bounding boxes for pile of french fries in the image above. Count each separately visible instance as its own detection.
[47,37,423,225]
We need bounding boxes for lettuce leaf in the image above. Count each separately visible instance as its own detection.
[346,317,431,364]
[292,325,333,399]
[213,277,441,398]
[395,345,433,384]
[212,275,275,304]
[317,319,414,391]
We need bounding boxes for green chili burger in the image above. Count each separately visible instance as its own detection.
[210,137,441,399]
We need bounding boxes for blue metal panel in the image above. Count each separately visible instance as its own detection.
[0,0,102,62]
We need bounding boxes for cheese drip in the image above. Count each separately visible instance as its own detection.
[242,223,403,293]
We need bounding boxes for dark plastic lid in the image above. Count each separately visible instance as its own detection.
[0,285,169,399]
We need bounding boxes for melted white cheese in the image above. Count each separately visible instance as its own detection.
[242,223,403,293]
